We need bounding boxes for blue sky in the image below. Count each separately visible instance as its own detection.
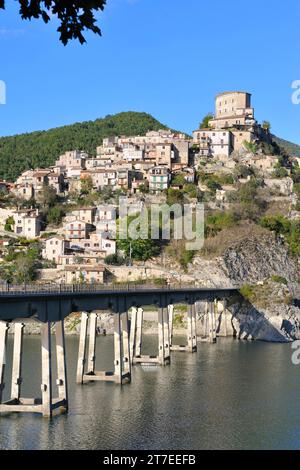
[0,0,300,143]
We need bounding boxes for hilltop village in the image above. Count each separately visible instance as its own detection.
[0,91,299,298]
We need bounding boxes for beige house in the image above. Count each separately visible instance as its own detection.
[73,232,116,256]
[66,207,96,225]
[42,236,70,264]
[13,209,42,239]
[48,172,64,193]
[55,150,88,173]
[88,169,117,189]
[64,220,93,240]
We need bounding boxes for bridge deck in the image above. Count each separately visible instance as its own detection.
[0,283,240,322]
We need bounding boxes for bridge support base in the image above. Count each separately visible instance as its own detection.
[170,303,197,353]
[77,311,131,385]
[0,320,68,418]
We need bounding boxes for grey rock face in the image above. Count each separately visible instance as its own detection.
[222,234,298,286]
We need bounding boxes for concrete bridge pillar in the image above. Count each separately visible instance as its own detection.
[121,311,131,382]
[208,300,217,343]
[131,305,170,366]
[158,307,170,366]
[0,320,68,418]
[87,313,98,375]
[55,321,68,410]
[77,311,131,385]
[168,305,174,348]
[130,307,143,365]
[135,308,143,358]
[169,302,197,353]
[76,312,89,384]
[129,307,138,364]
[11,323,24,402]
[187,304,197,353]
[0,321,9,405]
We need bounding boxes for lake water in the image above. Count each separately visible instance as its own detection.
[0,335,300,450]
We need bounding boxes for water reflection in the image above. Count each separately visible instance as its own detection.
[0,336,299,450]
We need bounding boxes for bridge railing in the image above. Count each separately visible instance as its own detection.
[0,281,207,295]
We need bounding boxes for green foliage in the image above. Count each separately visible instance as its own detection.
[4,216,14,232]
[38,184,57,208]
[260,215,300,257]
[199,171,233,192]
[206,179,221,193]
[0,112,172,181]
[272,135,300,158]
[233,164,255,180]
[272,167,288,178]
[171,173,186,187]
[294,183,300,198]
[199,114,214,129]
[166,241,195,270]
[166,188,184,205]
[183,183,198,199]
[138,184,149,194]
[179,249,195,270]
[260,214,291,235]
[118,238,160,262]
[239,284,256,302]
[104,254,125,266]
[262,121,271,131]
[243,141,258,154]
[205,211,239,237]
[81,176,93,195]
[291,167,300,183]
[46,205,66,226]
[0,1,107,45]
[271,275,288,285]
[153,278,168,287]
[0,242,41,284]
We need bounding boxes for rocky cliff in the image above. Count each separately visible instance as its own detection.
[191,232,300,342]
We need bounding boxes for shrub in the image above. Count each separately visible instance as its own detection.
[271,275,288,285]
[272,167,288,178]
[104,254,125,266]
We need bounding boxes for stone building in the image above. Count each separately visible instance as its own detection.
[42,236,70,264]
[193,130,233,157]
[209,91,255,129]
[13,208,42,239]
[62,265,107,284]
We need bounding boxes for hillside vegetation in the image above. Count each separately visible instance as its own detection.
[0,112,170,181]
[272,134,300,157]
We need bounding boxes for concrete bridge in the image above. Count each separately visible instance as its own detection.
[0,283,239,418]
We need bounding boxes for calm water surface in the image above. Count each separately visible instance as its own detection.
[0,335,300,450]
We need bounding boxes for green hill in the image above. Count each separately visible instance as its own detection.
[272,135,300,157]
[0,112,171,181]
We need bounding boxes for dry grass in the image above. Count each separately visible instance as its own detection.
[200,222,270,259]
[265,200,292,217]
